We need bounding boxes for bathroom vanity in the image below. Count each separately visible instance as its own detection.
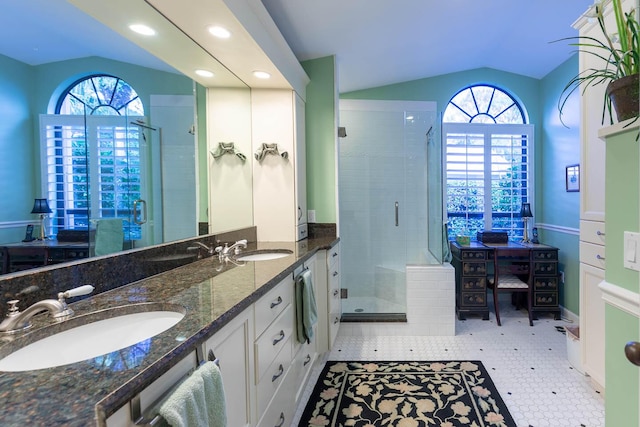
[0,236,339,426]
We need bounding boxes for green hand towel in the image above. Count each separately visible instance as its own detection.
[159,361,227,427]
[94,218,124,256]
[296,269,318,344]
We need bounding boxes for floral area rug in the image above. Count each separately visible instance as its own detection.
[298,361,516,427]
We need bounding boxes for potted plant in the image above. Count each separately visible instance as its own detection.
[557,0,639,125]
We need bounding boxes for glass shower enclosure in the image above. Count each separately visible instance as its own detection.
[338,100,441,318]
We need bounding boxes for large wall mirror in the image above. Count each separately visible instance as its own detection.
[0,0,253,274]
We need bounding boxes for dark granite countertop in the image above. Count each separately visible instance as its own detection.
[0,237,338,426]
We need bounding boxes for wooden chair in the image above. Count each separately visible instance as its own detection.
[487,249,533,326]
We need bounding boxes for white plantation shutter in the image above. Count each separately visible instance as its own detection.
[444,123,534,239]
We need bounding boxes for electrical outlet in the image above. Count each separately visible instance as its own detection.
[308,210,316,223]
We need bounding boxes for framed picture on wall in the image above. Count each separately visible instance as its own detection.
[566,164,580,192]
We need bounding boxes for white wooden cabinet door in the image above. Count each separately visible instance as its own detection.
[205,308,255,427]
[294,93,308,239]
[580,262,605,391]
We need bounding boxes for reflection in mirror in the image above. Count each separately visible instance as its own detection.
[0,0,252,275]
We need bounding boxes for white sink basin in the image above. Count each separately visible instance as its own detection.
[235,249,293,262]
[0,306,185,372]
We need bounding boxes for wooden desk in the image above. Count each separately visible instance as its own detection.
[1,240,91,274]
[450,241,561,322]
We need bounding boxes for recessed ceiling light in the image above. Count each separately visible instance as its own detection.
[195,69,214,78]
[253,71,271,79]
[208,26,231,39]
[129,24,156,36]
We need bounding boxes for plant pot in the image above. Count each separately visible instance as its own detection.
[606,74,640,122]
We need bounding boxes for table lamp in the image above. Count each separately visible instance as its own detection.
[520,202,533,243]
[31,198,52,240]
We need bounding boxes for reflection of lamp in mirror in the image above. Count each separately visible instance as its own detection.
[31,198,52,240]
[520,202,533,243]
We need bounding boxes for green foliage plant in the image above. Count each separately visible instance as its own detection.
[556,0,639,125]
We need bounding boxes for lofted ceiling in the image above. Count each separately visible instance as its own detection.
[261,0,594,92]
[1,0,593,93]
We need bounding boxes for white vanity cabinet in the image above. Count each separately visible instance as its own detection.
[106,350,199,427]
[253,274,296,426]
[204,307,255,427]
[251,89,307,242]
[327,243,341,349]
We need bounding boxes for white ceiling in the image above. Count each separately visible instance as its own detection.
[1,0,593,93]
[261,0,594,92]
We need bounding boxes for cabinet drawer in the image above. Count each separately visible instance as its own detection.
[256,367,296,427]
[329,311,340,348]
[255,304,293,382]
[531,250,558,261]
[534,292,558,306]
[291,331,317,402]
[462,277,486,290]
[256,337,293,416]
[460,292,486,306]
[533,262,557,275]
[462,262,486,275]
[580,220,606,245]
[461,251,486,260]
[255,276,293,338]
[327,244,340,269]
[580,241,606,269]
[534,276,559,290]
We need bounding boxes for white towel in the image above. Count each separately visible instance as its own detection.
[158,361,227,427]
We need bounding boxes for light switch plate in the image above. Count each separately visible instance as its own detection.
[308,210,316,223]
[624,231,640,271]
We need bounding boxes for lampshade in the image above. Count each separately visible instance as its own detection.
[520,202,533,218]
[31,198,52,214]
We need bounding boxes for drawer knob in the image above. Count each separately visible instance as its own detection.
[272,330,286,346]
[304,354,312,366]
[275,412,285,427]
[596,254,606,261]
[333,316,340,324]
[333,289,339,297]
[332,252,338,258]
[270,296,283,309]
[596,230,605,236]
[271,364,284,382]
[333,271,339,277]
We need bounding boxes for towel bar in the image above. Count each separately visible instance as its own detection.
[133,349,219,426]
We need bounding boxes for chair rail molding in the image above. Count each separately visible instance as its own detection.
[0,220,32,230]
[599,280,640,318]
[535,223,580,236]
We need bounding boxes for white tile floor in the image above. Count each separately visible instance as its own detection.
[293,300,605,427]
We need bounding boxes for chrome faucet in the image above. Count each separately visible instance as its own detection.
[222,239,248,256]
[0,285,94,334]
[187,241,215,255]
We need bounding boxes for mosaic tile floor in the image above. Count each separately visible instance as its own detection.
[293,302,604,427]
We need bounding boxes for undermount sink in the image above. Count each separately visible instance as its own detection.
[0,303,185,372]
[235,249,293,262]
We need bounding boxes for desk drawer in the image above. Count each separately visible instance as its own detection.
[462,262,486,275]
[534,292,558,306]
[533,262,557,276]
[461,251,486,260]
[534,276,558,290]
[462,277,486,290]
[460,292,486,306]
[580,241,606,269]
[531,250,558,261]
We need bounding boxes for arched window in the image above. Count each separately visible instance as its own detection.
[443,84,525,124]
[56,74,144,116]
[443,84,533,241]
[42,75,145,243]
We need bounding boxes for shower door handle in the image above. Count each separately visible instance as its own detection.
[395,202,399,226]
[133,199,147,225]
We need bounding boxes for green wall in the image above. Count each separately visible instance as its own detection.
[0,55,203,241]
[336,64,583,313]
[0,54,36,243]
[538,56,581,315]
[302,56,337,223]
